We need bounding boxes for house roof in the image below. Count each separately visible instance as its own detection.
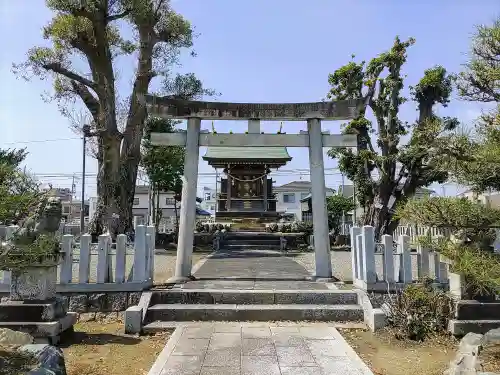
[299,193,312,202]
[196,207,211,216]
[202,147,291,165]
[274,181,335,193]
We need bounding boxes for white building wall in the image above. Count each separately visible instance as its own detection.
[276,190,334,221]
[200,187,217,215]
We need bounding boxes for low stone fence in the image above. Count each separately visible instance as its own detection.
[0,225,155,296]
[350,225,450,292]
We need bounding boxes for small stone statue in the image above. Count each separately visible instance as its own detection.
[16,196,62,239]
[0,196,63,272]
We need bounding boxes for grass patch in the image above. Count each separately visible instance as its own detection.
[340,328,457,375]
[61,317,172,375]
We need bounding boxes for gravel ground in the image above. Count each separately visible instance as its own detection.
[291,251,439,281]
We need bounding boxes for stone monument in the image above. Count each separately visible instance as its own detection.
[0,197,77,344]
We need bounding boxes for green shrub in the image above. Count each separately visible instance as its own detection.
[384,283,454,341]
[266,221,312,234]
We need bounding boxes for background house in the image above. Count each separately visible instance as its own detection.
[458,189,500,208]
[200,186,217,216]
[274,181,335,221]
[89,185,209,233]
[44,187,89,223]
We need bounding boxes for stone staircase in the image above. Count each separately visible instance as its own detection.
[222,232,282,251]
[449,300,500,335]
[142,288,364,332]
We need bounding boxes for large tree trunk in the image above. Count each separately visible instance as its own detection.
[364,182,393,240]
[88,132,140,239]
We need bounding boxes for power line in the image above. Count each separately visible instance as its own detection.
[3,137,81,146]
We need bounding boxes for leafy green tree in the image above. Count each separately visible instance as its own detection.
[141,73,215,233]
[326,195,355,236]
[457,17,500,103]
[445,18,500,193]
[326,37,459,239]
[396,197,500,232]
[13,0,202,236]
[0,149,42,225]
[142,117,183,232]
[0,149,28,167]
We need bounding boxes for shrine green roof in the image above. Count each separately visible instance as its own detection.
[203,147,291,162]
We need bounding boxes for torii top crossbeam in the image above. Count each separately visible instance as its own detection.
[143,95,364,121]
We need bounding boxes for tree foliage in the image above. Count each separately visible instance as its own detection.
[326,37,460,239]
[141,73,215,232]
[326,195,355,235]
[0,149,43,225]
[396,197,500,230]
[457,17,500,103]
[444,18,500,193]
[13,0,205,236]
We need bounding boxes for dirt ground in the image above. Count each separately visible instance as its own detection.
[61,317,172,375]
[340,328,457,375]
[479,344,500,372]
[0,346,37,375]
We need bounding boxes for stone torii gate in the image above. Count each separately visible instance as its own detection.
[143,96,363,283]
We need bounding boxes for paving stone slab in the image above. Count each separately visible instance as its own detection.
[149,322,374,375]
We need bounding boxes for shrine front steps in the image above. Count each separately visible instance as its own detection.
[221,232,281,250]
[142,289,364,331]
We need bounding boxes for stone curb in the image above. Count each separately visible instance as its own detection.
[356,289,387,332]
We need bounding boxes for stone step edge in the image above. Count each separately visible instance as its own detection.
[148,303,363,310]
[449,319,500,335]
[153,289,357,295]
[221,246,281,248]
[142,321,368,332]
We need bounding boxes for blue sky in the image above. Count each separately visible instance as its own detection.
[0,0,498,198]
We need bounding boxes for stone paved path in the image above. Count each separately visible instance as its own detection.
[148,250,373,374]
[193,249,317,280]
[190,248,328,290]
[148,322,373,375]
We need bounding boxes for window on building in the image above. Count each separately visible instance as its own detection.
[300,192,309,200]
[63,206,70,214]
[165,198,176,205]
[283,194,295,203]
[204,192,211,201]
[210,205,215,211]
[133,198,139,205]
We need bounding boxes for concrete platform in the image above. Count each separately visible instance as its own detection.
[147,322,373,375]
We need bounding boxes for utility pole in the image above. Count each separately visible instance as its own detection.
[80,125,91,234]
[69,173,76,223]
